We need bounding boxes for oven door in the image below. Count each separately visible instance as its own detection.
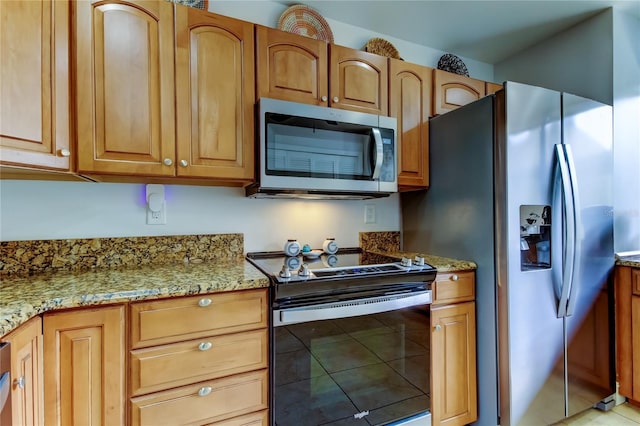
[272,291,432,426]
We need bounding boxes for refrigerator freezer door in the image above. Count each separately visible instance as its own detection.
[561,93,614,418]
[498,82,566,426]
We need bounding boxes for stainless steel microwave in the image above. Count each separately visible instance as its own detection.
[246,98,397,199]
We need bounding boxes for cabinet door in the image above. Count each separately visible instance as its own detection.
[255,26,328,106]
[0,0,71,171]
[431,302,477,426]
[329,45,388,115]
[486,82,503,95]
[389,59,432,189]
[2,317,43,426]
[175,6,254,181]
[75,0,176,176]
[615,266,634,398]
[433,69,485,115]
[43,305,125,426]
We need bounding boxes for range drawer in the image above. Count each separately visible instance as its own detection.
[432,271,475,305]
[130,329,268,396]
[130,289,268,348]
[130,369,268,426]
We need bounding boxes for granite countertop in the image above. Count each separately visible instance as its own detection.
[0,258,270,336]
[616,251,640,268]
[1,246,476,337]
[381,251,477,273]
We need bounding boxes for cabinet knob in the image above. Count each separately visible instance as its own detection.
[332,96,339,103]
[435,324,442,331]
[198,341,213,351]
[163,158,173,166]
[58,148,71,157]
[179,160,188,167]
[451,274,459,281]
[321,95,328,102]
[14,376,25,389]
[198,386,212,397]
[198,298,212,307]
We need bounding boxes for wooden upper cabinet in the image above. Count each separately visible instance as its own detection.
[175,6,254,181]
[389,59,432,189]
[330,44,388,115]
[256,25,328,106]
[486,82,503,95]
[75,0,176,177]
[433,69,485,115]
[43,305,125,426]
[0,0,71,171]
[255,27,387,115]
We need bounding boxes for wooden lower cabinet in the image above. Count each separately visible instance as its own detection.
[1,316,44,426]
[43,305,126,426]
[131,370,268,425]
[615,265,640,403]
[129,288,270,425]
[431,270,477,426]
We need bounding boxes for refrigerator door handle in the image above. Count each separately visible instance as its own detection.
[563,144,581,317]
[554,144,576,318]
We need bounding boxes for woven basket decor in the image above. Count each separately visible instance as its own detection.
[278,4,334,43]
[364,38,402,60]
[168,0,208,10]
[437,53,469,76]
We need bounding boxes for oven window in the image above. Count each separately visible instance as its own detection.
[274,306,430,425]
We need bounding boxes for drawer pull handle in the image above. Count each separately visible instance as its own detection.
[451,275,459,281]
[198,298,212,307]
[198,342,212,351]
[198,386,212,397]
[435,324,442,331]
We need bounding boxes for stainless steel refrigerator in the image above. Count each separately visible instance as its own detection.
[401,82,614,426]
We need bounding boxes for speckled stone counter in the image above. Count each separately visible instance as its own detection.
[616,252,640,268]
[0,259,270,336]
[359,231,476,272]
[2,231,476,337]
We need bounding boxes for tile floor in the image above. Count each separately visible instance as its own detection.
[558,402,640,425]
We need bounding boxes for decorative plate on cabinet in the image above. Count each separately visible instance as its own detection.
[364,37,403,60]
[278,4,334,43]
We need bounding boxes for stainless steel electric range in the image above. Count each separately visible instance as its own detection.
[246,248,437,426]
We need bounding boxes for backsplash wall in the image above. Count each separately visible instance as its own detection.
[0,181,401,252]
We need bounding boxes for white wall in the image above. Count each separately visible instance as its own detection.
[208,1,494,81]
[0,1,495,251]
[494,9,613,104]
[0,181,400,252]
[612,11,640,252]
[495,9,640,252]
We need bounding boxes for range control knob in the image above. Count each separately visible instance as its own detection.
[401,257,412,267]
[414,256,425,266]
[298,263,310,277]
[280,265,291,278]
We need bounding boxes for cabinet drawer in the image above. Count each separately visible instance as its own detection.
[130,329,268,396]
[130,289,268,348]
[130,369,268,426]
[208,410,268,426]
[433,271,475,304]
[632,269,640,295]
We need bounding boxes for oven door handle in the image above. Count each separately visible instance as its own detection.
[273,291,432,326]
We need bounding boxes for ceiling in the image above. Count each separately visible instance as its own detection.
[276,1,640,63]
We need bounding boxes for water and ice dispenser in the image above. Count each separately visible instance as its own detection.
[520,205,551,270]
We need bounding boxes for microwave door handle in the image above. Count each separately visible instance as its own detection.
[371,128,383,179]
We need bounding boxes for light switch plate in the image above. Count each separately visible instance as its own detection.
[364,204,376,224]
